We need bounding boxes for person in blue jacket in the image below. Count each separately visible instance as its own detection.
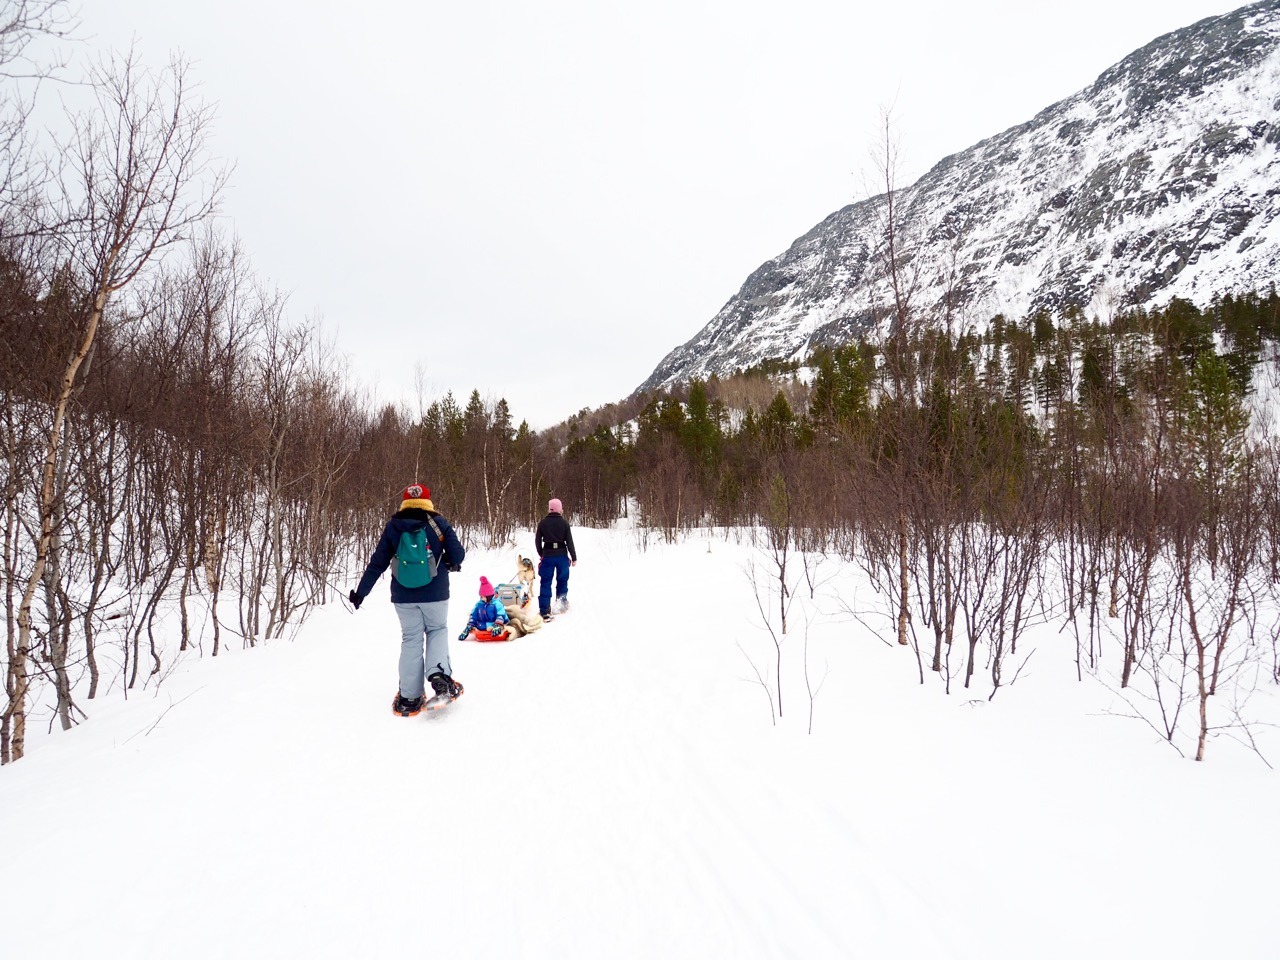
[349,483,466,716]
[458,576,511,639]
[535,497,577,619]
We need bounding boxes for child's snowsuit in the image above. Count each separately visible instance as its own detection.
[460,596,510,639]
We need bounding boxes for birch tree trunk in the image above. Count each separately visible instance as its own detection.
[4,51,221,760]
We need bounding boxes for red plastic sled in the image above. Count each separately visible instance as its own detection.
[469,627,513,642]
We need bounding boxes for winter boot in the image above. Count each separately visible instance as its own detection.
[427,671,463,702]
[392,692,424,717]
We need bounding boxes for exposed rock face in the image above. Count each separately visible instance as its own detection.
[642,0,1280,392]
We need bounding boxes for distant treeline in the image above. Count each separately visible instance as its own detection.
[562,290,1279,527]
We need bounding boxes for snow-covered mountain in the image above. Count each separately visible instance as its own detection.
[642,0,1280,392]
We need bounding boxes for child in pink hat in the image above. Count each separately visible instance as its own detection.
[458,576,511,640]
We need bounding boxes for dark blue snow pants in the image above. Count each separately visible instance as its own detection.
[538,555,570,616]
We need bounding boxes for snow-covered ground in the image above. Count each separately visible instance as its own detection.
[3,524,1278,959]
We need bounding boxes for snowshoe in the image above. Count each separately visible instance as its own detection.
[392,693,424,717]
[424,672,464,712]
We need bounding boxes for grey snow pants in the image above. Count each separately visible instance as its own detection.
[394,600,451,699]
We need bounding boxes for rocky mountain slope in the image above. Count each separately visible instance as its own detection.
[642,0,1280,392]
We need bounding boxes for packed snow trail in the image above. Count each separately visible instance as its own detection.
[3,526,1278,959]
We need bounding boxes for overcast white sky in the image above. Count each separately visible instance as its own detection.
[81,0,1244,428]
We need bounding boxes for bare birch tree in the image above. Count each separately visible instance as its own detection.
[4,50,222,760]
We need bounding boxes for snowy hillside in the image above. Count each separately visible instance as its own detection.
[643,0,1280,391]
[3,525,1278,960]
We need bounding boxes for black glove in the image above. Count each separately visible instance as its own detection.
[446,562,462,573]
[348,590,362,610]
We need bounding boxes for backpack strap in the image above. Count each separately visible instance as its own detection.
[426,516,445,542]
[426,516,446,556]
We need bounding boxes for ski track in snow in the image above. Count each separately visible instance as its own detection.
[2,526,1278,959]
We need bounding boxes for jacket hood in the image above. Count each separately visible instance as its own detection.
[389,507,439,534]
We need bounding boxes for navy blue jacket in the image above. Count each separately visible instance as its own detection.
[355,507,466,604]
[535,512,576,561]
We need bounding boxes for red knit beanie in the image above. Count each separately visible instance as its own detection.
[479,576,494,597]
[403,483,430,501]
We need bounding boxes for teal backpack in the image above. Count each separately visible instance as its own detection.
[392,517,445,588]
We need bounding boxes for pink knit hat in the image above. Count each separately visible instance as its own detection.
[548,498,563,513]
[479,576,494,597]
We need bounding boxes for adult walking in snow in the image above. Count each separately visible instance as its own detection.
[535,497,577,620]
[349,484,466,716]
